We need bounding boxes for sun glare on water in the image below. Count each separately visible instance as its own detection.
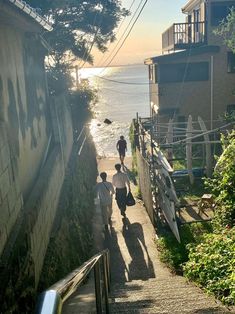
[78,66,114,79]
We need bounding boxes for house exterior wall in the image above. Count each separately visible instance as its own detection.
[149,46,235,125]
[147,0,235,126]
[183,0,235,46]
[0,25,50,198]
[0,2,73,291]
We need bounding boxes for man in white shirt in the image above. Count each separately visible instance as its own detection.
[112,164,131,217]
[96,172,115,229]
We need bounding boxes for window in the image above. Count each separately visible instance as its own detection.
[211,2,235,26]
[154,65,158,83]
[149,64,158,83]
[159,62,209,83]
[149,65,153,81]
[227,52,235,73]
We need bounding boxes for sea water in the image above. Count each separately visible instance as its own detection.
[79,64,150,157]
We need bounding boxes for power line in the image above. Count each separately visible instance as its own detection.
[98,0,149,72]
[98,0,145,68]
[94,74,149,85]
[96,0,137,66]
[79,1,106,69]
[96,86,159,95]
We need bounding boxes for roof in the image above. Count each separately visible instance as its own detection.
[144,45,220,65]
[182,0,202,14]
[7,0,52,31]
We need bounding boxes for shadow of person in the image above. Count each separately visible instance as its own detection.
[122,218,155,281]
[103,223,128,284]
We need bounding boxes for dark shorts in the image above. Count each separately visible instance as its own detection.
[115,187,127,212]
[118,149,126,157]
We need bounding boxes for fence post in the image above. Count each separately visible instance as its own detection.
[94,261,102,313]
[102,254,110,313]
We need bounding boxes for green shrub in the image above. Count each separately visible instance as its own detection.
[205,130,235,230]
[156,222,212,273]
[184,227,235,305]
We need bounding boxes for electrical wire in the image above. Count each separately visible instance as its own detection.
[96,0,137,66]
[97,0,149,72]
[79,1,106,69]
[94,74,149,85]
[96,86,159,95]
[98,0,145,68]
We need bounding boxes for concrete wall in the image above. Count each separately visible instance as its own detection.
[0,4,74,310]
[27,96,73,286]
[0,26,51,198]
[0,123,23,256]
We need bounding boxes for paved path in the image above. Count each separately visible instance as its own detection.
[97,157,232,314]
[64,157,233,313]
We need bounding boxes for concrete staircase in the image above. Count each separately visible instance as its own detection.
[97,157,232,314]
[110,278,229,313]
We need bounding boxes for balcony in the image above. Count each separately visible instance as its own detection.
[162,22,206,52]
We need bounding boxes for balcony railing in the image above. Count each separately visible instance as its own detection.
[162,22,206,52]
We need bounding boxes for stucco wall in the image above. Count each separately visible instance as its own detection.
[0,9,74,309]
[0,25,50,198]
[0,123,23,256]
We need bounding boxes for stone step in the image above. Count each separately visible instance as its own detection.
[109,278,230,314]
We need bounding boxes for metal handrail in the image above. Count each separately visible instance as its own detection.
[35,249,110,314]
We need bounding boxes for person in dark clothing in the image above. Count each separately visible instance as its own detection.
[116,135,127,165]
[112,163,130,217]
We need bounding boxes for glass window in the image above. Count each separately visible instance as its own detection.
[149,65,153,81]
[159,62,209,83]
[149,64,158,83]
[211,2,235,26]
[227,52,235,73]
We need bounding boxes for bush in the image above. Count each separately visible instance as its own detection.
[156,222,212,273]
[70,82,97,133]
[184,227,235,305]
[205,130,235,230]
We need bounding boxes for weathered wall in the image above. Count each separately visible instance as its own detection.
[38,132,97,291]
[0,26,51,198]
[0,123,23,255]
[0,7,76,313]
[0,24,51,257]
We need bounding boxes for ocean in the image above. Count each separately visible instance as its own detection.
[79,64,150,157]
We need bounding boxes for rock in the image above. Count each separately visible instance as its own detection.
[104,118,112,124]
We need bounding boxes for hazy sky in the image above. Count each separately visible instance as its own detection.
[93,0,187,66]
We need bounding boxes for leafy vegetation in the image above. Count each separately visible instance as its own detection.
[183,131,235,305]
[27,0,128,66]
[184,228,235,305]
[26,0,128,95]
[215,8,235,52]
[205,131,235,230]
[156,131,235,305]
[156,223,212,273]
